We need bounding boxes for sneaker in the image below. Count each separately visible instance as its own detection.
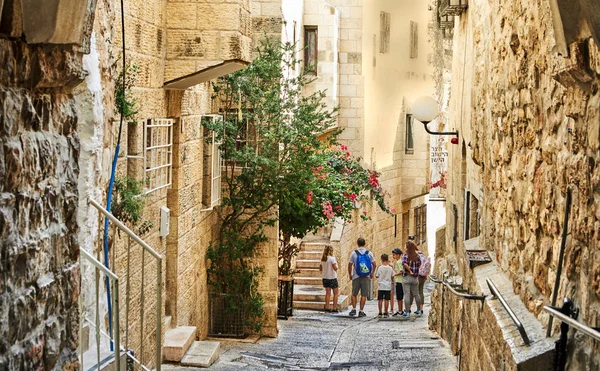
[415,310,423,317]
[401,311,410,318]
[383,312,389,318]
[349,309,357,316]
[358,311,367,317]
[378,312,383,318]
[392,311,403,317]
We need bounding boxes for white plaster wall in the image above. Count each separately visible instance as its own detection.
[75,33,110,350]
[362,0,435,169]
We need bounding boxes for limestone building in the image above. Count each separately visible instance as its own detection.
[0,0,436,369]
[430,0,600,369]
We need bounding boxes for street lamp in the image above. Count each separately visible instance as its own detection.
[412,96,459,143]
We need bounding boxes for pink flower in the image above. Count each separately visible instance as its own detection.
[391,208,397,214]
[307,190,313,204]
[340,145,348,151]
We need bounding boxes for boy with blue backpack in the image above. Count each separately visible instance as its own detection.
[347,237,376,317]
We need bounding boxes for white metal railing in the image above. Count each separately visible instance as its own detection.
[79,248,121,371]
[86,198,163,371]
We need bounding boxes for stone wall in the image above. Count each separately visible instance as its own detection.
[0,29,90,371]
[432,0,600,369]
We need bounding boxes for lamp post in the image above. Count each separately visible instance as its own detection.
[412,96,459,142]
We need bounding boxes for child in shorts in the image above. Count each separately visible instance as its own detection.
[375,254,394,318]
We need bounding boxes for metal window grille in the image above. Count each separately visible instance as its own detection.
[380,12,390,53]
[402,212,410,242]
[405,114,414,154]
[409,21,418,58]
[201,115,223,209]
[304,26,318,74]
[210,131,222,208]
[440,0,468,17]
[463,189,470,241]
[421,204,427,244]
[414,206,421,245]
[144,118,173,194]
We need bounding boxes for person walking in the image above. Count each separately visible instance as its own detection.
[347,237,376,317]
[401,241,422,317]
[375,254,394,318]
[320,245,339,312]
[417,249,431,313]
[391,247,404,316]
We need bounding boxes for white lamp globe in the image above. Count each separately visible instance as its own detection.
[412,96,440,123]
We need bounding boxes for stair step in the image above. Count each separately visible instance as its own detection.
[294,268,322,278]
[296,259,322,269]
[294,277,322,285]
[82,348,126,371]
[300,242,332,252]
[293,295,349,310]
[163,326,197,362]
[180,341,220,368]
[297,251,323,260]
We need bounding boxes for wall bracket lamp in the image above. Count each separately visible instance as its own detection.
[412,96,459,143]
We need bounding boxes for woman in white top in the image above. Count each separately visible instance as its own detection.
[319,245,339,312]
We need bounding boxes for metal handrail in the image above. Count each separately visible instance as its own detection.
[429,274,487,302]
[79,248,121,371]
[88,198,163,371]
[543,306,600,342]
[486,278,530,345]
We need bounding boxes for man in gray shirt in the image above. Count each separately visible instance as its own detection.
[347,237,376,317]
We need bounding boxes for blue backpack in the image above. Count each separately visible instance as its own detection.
[355,249,372,277]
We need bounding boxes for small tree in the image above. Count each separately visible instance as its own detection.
[204,38,392,332]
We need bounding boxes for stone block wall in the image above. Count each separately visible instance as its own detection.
[0,34,88,371]
[432,0,600,369]
[166,0,252,82]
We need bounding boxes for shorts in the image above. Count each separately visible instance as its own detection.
[322,278,339,289]
[377,290,391,300]
[395,282,404,300]
[352,277,370,297]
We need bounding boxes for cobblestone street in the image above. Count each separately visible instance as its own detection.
[164,285,456,370]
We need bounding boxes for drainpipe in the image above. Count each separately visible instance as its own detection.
[547,187,572,337]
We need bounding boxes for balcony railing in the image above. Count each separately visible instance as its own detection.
[81,198,164,371]
[440,0,468,17]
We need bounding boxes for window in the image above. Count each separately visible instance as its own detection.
[220,109,260,168]
[463,190,480,240]
[405,114,414,154]
[421,204,427,244]
[144,118,173,194]
[380,12,390,54]
[201,115,223,209]
[304,26,318,74]
[409,21,418,58]
[413,205,427,245]
[372,34,377,68]
[402,212,409,243]
[414,206,421,246]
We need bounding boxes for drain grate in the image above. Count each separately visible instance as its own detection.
[241,352,292,363]
[329,361,382,369]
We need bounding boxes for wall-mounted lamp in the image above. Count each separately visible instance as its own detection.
[412,96,459,144]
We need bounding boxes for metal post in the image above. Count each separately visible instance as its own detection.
[113,277,120,371]
[156,262,163,371]
[547,188,572,337]
[554,299,573,371]
[140,249,145,366]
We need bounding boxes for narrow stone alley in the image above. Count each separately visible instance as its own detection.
[163,284,456,370]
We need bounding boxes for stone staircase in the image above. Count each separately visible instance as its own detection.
[293,239,350,311]
[162,326,220,368]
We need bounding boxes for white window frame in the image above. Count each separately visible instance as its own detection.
[143,118,173,194]
[201,115,223,210]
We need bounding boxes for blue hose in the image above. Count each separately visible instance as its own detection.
[103,143,120,351]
